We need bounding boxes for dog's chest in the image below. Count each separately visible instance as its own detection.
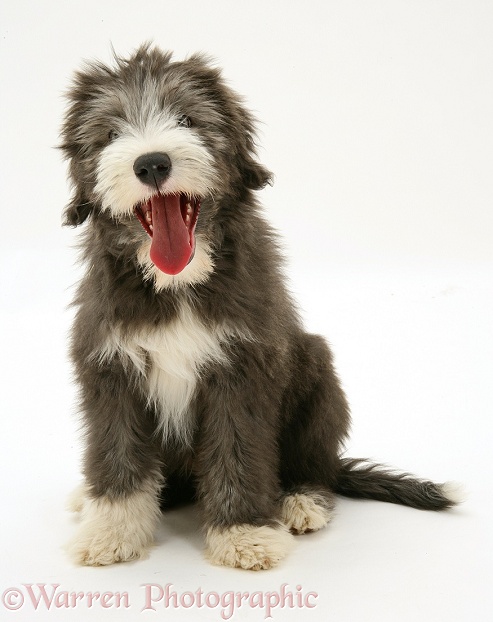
[105,305,234,441]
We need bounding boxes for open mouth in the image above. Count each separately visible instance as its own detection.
[134,193,201,275]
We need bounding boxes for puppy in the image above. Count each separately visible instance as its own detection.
[61,44,460,570]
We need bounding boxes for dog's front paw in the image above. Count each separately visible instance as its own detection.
[68,528,149,566]
[205,524,294,570]
[67,488,161,566]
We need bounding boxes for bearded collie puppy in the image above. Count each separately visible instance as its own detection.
[61,44,460,570]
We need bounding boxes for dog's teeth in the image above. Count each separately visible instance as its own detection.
[149,224,153,231]
[145,211,152,223]
[184,203,193,226]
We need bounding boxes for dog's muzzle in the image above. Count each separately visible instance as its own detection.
[133,152,201,276]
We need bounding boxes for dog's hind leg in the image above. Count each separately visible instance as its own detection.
[279,333,351,526]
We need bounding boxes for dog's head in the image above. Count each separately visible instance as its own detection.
[60,44,271,281]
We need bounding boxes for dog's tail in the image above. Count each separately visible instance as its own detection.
[334,458,463,510]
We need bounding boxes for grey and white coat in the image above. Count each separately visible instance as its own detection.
[61,45,460,570]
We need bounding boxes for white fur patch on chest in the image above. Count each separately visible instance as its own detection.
[96,303,244,443]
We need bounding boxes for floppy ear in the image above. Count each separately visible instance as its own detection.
[239,155,273,190]
[233,104,273,190]
[63,189,94,226]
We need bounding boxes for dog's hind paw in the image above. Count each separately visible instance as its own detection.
[205,524,294,570]
[281,491,334,534]
[66,483,89,513]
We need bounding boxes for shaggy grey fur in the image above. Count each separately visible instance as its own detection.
[60,44,457,565]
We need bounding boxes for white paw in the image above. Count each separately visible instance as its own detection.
[68,526,150,566]
[205,524,294,570]
[281,492,334,534]
[66,483,88,513]
[67,487,161,566]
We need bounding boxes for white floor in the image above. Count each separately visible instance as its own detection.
[1,1,492,620]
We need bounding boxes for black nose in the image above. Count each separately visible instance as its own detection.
[133,152,172,187]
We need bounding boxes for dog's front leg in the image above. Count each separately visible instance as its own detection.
[196,367,294,570]
[67,360,163,566]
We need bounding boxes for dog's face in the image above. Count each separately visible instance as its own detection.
[60,45,271,286]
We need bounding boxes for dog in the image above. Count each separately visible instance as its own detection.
[60,44,461,570]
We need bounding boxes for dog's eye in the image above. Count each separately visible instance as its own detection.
[177,115,192,128]
[108,130,120,141]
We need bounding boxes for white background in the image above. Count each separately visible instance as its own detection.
[1,1,492,620]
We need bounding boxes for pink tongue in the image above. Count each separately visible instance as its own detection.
[149,195,192,275]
